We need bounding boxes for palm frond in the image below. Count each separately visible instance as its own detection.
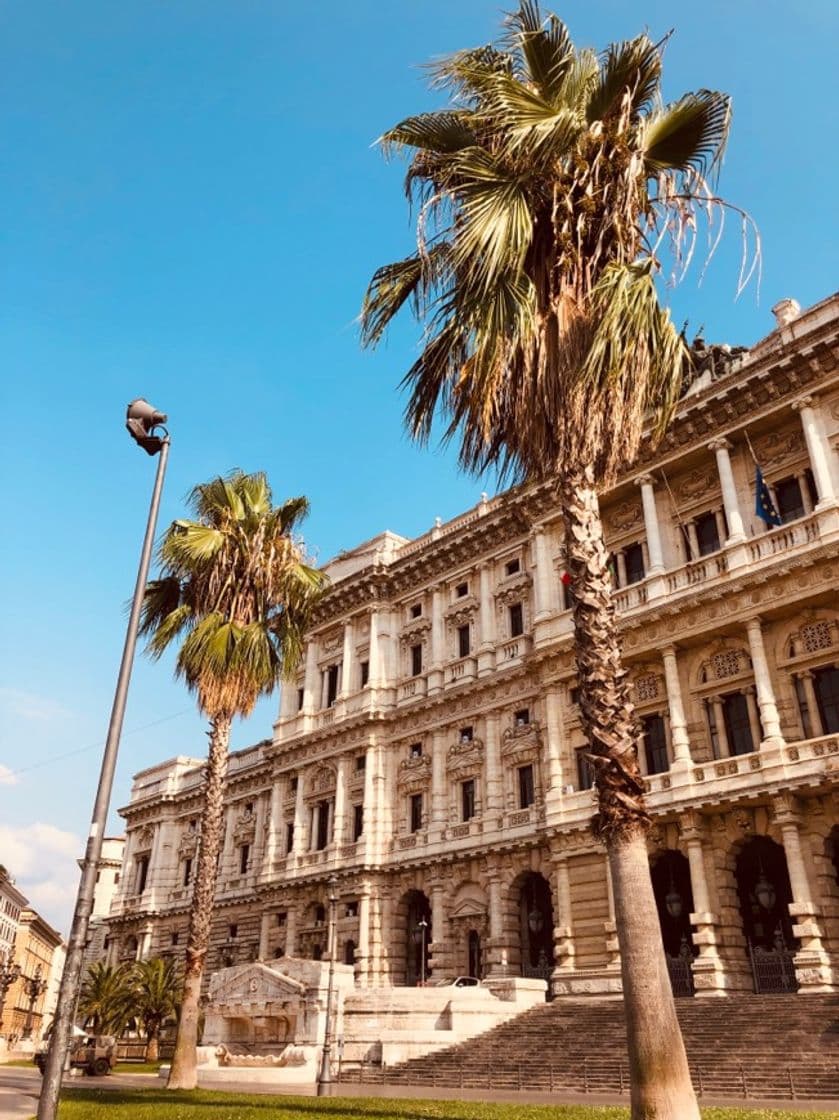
[139,577,183,636]
[361,245,451,348]
[643,90,731,177]
[587,34,662,123]
[381,111,476,157]
[504,2,575,103]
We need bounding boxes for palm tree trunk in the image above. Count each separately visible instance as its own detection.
[560,468,699,1120]
[167,714,231,1090]
[145,1029,159,1063]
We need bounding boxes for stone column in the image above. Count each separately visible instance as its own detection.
[773,796,832,991]
[356,884,371,986]
[339,617,355,699]
[532,527,555,619]
[792,395,838,509]
[744,687,763,752]
[430,730,448,839]
[263,781,283,868]
[708,438,747,543]
[428,882,450,979]
[551,855,575,980]
[285,908,298,957]
[291,774,306,856]
[484,713,503,821]
[798,671,824,738]
[544,686,566,792]
[302,640,319,714]
[332,756,348,847]
[428,587,445,693]
[682,814,726,996]
[635,474,666,575]
[477,563,496,676]
[603,858,621,973]
[745,617,783,745]
[686,520,700,562]
[361,742,377,861]
[279,678,297,721]
[615,550,627,588]
[798,471,815,515]
[709,696,730,758]
[368,607,382,687]
[661,645,692,768]
[258,911,272,960]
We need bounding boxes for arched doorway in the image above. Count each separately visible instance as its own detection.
[467,930,482,979]
[518,872,554,981]
[401,890,432,986]
[736,836,798,993]
[651,851,696,997]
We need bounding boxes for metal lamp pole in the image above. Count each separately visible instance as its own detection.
[418,917,429,986]
[316,875,339,1097]
[23,966,48,1040]
[37,400,170,1120]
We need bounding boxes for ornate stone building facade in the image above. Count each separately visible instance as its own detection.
[107,293,839,1003]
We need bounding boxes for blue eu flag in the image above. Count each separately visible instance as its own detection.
[755,466,782,528]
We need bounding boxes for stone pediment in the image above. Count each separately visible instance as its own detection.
[208,963,306,1007]
[450,897,486,920]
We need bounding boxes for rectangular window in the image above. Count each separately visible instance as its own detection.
[509,602,524,637]
[182,858,192,887]
[345,901,359,918]
[624,542,646,585]
[239,844,250,874]
[353,803,364,840]
[355,754,366,772]
[505,558,520,576]
[290,776,298,794]
[457,624,471,658]
[461,778,476,821]
[722,691,754,756]
[135,856,149,894]
[411,643,423,676]
[276,911,287,926]
[814,665,839,734]
[171,932,179,947]
[327,664,339,707]
[459,725,473,743]
[410,603,422,618]
[296,687,304,712]
[518,764,535,808]
[641,713,669,775]
[695,512,721,557]
[229,923,238,940]
[455,581,469,598]
[316,800,330,850]
[576,749,594,791]
[360,660,370,688]
[409,742,423,758]
[514,708,530,726]
[774,476,805,524]
[410,793,423,833]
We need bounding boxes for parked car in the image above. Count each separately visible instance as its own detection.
[35,1035,117,1077]
[431,976,481,987]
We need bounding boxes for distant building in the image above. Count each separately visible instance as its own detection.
[6,909,63,1047]
[0,866,27,967]
[80,836,125,969]
[107,293,839,1002]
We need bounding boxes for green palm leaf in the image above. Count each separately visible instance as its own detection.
[643,90,731,176]
[587,34,662,123]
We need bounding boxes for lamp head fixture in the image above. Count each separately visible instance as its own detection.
[126,399,168,455]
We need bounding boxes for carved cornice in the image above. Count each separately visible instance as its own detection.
[446,737,484,779]
[444,595,479,624]
[399,616,432,645]
[396,754,432,793]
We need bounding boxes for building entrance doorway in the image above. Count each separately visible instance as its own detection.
[651,851,696,997]
[736,837,798,993]
[467,929,482,979]
[517,872,554,981]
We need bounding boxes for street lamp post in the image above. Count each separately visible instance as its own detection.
[416,917,429,986]
[23,966,48,1040]
[37,400,170,1120]
[316,875,339,1097]
[0,954,21,1037]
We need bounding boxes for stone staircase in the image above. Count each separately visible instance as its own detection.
[341,994,839,1100]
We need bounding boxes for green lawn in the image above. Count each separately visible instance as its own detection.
[52,1088,831,1120]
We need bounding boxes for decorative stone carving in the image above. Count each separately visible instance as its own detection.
[233,804,257,842]
[677,468,715,503]
[752,428,805,468]
[446,737,484,780]
[396,754,432,793]
[309,767,336,795]
[136,826,154,852]
[400,616,432,645]
[494,572,532,608]
[608,501,643,533]
[444,595,479,625]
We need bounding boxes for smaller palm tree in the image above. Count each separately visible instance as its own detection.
[131,958,182,1062]
[140,469,326,1090]
[77,962,134,1037]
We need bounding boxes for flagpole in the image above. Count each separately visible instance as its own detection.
[658,469,693,562]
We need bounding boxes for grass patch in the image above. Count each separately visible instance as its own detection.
[53,1087,831,1120]
[113,1061,164,1074]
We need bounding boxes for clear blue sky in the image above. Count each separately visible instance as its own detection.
[1,0,837,932]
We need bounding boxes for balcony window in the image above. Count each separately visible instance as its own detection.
[457,624,471,658]
[814,665,839,734]
[353,803,364,840]
[410,793,423,833]
[355,754,366,772]
[509,602,524,637]
[576,749,595,791]
[296,687,304,712]
[315,800,330,851]
[135,855,149,894]
[518,764,535,809]
[326,664,339,707]
[285,822,294,854]
[461,779,476,821]
[624,542,646,585]
[695,512,720,556]
[641,713,669,775]
[360,660,370,688]
[411,643,423,676]
[229,923,238,940]
[182,858,192,887]
[239,844,250,874]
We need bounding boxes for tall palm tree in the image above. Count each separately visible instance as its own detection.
[362,5,744,1117]
[78,962,134,1037]
[131,957,182,1062]
[140,469,326,1089]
